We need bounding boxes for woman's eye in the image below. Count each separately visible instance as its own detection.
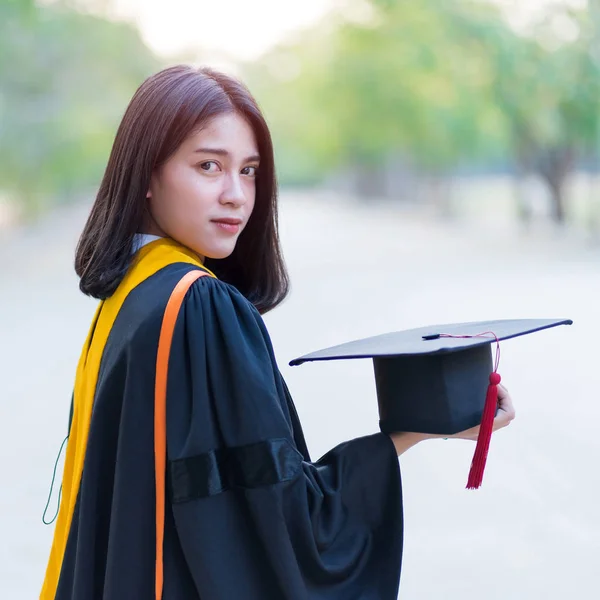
[242,166,259,177]
[199,161,219,172]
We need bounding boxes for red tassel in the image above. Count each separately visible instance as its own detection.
[466,372,501,490]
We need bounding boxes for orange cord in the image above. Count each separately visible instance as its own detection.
[155,270,209,599]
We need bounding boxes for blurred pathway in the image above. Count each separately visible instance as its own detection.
[1,191,599,599]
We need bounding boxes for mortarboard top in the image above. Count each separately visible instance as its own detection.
[290,318,572,488]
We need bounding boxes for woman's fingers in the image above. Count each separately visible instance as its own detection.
[492,384,516,431]
[444,385,516,441]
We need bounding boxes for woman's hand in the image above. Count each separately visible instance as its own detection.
[445,383,516,441]
[387,384,516,454]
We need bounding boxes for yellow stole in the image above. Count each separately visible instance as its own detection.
[40,238,215,599]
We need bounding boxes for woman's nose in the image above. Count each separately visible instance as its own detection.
[220,173,247,207]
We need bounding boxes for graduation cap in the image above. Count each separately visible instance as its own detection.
[290,318,572,489]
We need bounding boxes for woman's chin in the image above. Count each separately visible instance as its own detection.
[201,245,236,261]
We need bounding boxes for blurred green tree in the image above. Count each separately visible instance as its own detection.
[245,0,508,196]
[245,0,600,226]
[324,0,505,197]
[452,1,600,224]
[0,0,159,218]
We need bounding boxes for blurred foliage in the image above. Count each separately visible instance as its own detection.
[1,0,598,226]
[0,0,159,218]
[245,0,600,223]
[450,0,600,222]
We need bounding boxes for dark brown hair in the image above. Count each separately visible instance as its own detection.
[75,65,289,314]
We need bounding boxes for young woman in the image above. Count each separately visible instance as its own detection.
[40,65,515,600]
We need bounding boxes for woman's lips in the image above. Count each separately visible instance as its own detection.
[212,219,241,234]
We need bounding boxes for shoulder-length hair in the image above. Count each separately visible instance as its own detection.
[75,65,289,314]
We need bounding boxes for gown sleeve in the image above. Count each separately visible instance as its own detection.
[165,276,404,600]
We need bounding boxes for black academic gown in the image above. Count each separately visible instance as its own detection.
[43,246,403,599]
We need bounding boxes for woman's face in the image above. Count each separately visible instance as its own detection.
[146,112,259,261]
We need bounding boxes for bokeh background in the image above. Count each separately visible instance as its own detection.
[1,1,599,598]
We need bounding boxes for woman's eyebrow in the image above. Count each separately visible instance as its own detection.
[194,147,260,162]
